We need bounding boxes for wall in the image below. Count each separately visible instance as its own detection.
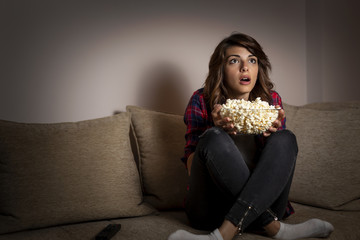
[306,0,360,103]
[1,0,309,123]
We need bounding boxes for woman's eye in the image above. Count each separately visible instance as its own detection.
[229,59,239,64]
[249,58,257,64]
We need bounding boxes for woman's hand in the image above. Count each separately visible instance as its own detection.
[186,153,194,176]
[212,104,237,135]
[263,105,285,137]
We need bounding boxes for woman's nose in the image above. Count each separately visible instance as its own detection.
[240,64,248,72]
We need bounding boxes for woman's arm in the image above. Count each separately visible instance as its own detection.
[183,89,211,168]
[263,107,285,137]
[263,91,286,137]
[186,152,195,176]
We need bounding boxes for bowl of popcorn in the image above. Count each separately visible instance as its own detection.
[220,97,280,134]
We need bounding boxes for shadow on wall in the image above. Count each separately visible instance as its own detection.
[137,62,191,116]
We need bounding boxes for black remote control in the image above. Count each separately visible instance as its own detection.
[95,224,121,240]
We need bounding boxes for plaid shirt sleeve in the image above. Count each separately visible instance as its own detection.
[271,91,286,130]
[182,89,213,167]
[270,91,295,218]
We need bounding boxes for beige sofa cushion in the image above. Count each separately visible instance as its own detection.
[284,103,360,210]
[0,113,153,234]
[126,106,188,210]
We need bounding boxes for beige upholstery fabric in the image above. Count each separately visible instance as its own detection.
[126,106,188,210]
[0,113,153,234]
[284,103,360,210]
[1,206,359,240]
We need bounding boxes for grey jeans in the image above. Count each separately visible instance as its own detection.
[185,127,298,232]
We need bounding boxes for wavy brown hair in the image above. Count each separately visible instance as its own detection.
[204,33,274,110]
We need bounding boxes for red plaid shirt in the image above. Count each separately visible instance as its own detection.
[182,88,294,217]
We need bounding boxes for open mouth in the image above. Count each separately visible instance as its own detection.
[240,77,251,83]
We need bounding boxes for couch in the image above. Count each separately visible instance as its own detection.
[0,101,359,240]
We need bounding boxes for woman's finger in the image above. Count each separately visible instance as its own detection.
[277,107,285,121]
[263,130,271,137]
[272,119,282,129]
[268,126,277,133]
[212,104,222,115]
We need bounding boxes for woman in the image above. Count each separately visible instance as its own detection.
[168,33,334,240]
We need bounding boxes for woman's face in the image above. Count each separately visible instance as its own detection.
[223,46,258,100]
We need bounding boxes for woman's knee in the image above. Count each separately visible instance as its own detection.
[200,126,227,139]
[268,130,298,155]
[198,127,232,150]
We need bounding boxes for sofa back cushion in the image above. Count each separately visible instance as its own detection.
[127,106,188,210]
[0,113,153,234]
[284,102,360,210]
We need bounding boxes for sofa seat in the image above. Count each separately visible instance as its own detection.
[0,211,197,240]
[1,203,359,240]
